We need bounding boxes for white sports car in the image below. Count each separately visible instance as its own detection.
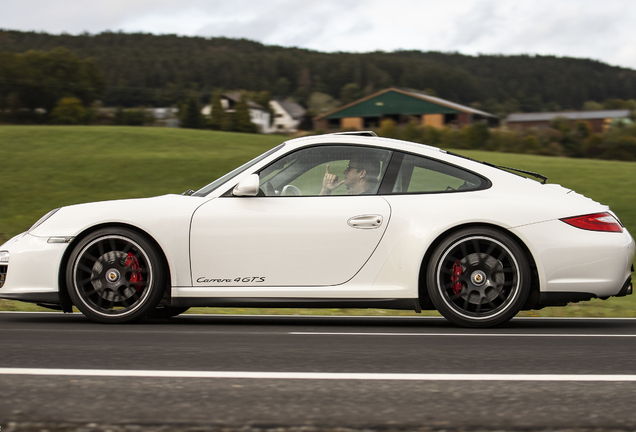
[1,132,633,327]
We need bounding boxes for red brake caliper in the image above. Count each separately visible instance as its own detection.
[451,259,463,295]
[124,252,143,291]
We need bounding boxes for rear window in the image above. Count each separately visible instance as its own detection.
[390,153,487,194]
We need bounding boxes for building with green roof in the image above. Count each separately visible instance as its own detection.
[314,87,498,131]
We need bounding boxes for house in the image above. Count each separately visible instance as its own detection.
[146,107,179,127]
[505,110,632,133]
[269,99,306,133]
[314,87,499,131]
[148,107,178,120]
[202,92,271,133]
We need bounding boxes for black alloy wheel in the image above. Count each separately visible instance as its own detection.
[66,228,167,323]
[426,227,531,328]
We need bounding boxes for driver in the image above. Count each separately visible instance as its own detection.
[319,154,380,195]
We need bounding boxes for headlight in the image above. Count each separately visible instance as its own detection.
[0,251,9,263]
[28,208,60,233]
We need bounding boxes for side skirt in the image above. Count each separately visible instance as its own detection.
[0,292,68,311]
[171,297,419,311]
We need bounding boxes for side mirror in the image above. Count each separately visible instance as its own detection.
[232,174,260,197]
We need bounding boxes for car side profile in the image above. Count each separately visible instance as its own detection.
[1,132,633,327]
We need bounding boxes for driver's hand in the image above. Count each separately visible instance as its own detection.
[320,164,345,195]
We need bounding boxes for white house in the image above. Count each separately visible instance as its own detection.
[202,93,271,133]
[269,99,306,133]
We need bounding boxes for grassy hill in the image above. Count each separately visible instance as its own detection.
[0,126,282,240]
[2,125,636,239]
[1,125,635,316]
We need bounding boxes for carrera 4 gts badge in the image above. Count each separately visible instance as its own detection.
[197,277,266,284]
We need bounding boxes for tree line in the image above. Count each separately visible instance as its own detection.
[0,47,105,123]
[374,115,636,162]
[1,29,636,117]
[1,29,635,162]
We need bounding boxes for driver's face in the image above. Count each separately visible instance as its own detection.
[343,161,364,193]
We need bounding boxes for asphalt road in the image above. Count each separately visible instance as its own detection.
[1,312,636,431]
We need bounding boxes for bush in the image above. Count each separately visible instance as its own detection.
[180,97,205,129]
[371,119,636,162]
[601,136,636,161]
[50,97,91,125]
[522,135,541,154]
[114,107,154,126]
[460,122,490,149]
[438,127,462,149]
[422,126,442,146]
[377,119,399,139]
[583,133,605,158]
[401,121,424,143]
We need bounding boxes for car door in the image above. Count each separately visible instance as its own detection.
[189,145,393,289]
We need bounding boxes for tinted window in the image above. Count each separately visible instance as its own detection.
[257,145,392,196]
[391,153,486,194]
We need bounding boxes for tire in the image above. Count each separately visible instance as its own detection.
[66,227,167,323]
[426,227,531,328]
[147,306,190,319]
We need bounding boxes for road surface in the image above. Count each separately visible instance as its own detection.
[1,312,635,431]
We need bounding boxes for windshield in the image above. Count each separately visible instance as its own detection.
[192,144,285,197]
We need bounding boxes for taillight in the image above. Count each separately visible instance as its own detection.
[561,212,623,233]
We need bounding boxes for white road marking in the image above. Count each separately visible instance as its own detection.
[0,368,635,381]
[289,332,636,337]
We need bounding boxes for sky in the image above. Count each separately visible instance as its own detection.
[2,0,635,70]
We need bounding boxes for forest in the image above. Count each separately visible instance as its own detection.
[1,29,636,115]
[1,29,636,162]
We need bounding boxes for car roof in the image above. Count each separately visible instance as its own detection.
[283,133,442,154]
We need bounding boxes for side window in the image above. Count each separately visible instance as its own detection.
[391,153,485,194]
[257,145,392,196]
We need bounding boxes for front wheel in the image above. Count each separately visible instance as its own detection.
[426,228,531,328]
[66,228,167,323]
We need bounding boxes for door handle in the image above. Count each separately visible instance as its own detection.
[347,214,383,229]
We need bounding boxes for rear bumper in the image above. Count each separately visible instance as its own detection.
[526,276,632,309]
[615,277,633,297]
[512,221,635,297]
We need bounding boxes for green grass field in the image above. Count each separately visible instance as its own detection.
[1,125,635,317]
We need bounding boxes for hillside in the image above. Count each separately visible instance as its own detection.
[1,29,635,113]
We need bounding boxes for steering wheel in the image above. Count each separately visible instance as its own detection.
[281,185,302,196]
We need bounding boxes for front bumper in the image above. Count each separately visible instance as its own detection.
[0,264,7,288]
[0,233,69,303]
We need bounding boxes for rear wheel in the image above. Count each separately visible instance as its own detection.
[426,227,530,328]
[66,228,167,323]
